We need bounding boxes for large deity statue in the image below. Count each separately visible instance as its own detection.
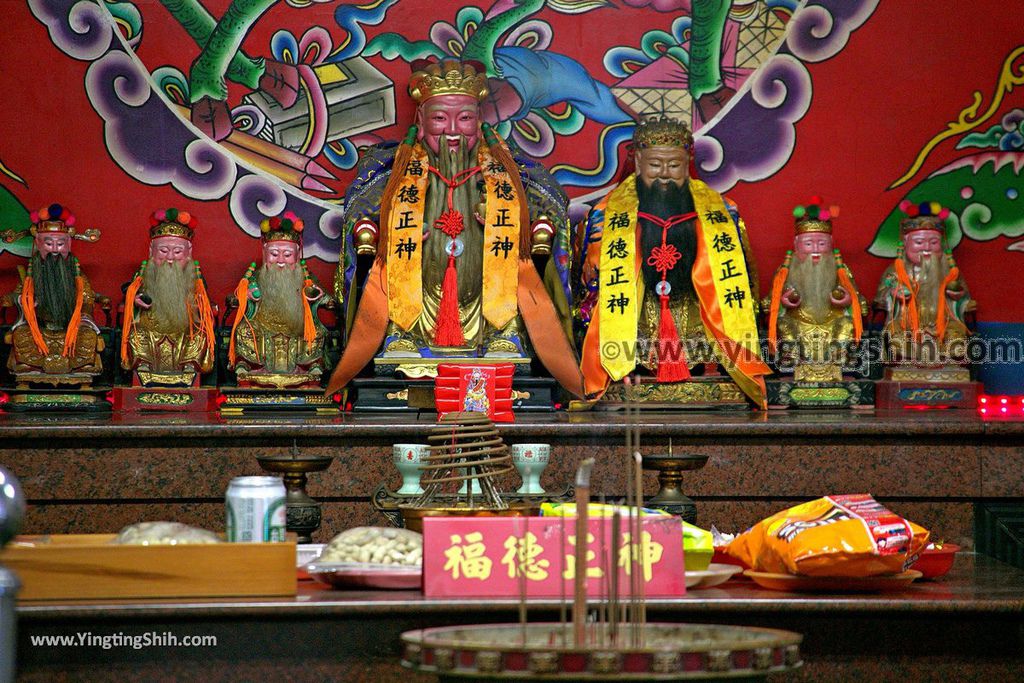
[765,199,865,382]
[327,59,582,399]
[874,201,973,367]
[228,212,330,389]
[121,209,215,387]
[3,203,103,385]
[578,117,770,408]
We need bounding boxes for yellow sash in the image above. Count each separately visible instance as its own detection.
[479,145,520,330]
[689,179,760,358]
[385,141,520,333]
[597,175,641,380]
[386,144,429,331]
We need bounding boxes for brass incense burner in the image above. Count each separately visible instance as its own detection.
[641,441,708,524]
[256,446,333,543]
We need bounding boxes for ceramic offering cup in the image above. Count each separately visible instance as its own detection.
[393,444,429,495]
[511,443,550,495]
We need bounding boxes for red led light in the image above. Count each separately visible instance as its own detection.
[1001,397,1008,404]
[980,397,988,404]
[980,407,988,415]
[215,393,227,406]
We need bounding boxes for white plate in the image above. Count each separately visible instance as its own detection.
[297,544,325,568]
[686,563,743,589]
[304,562,422,589]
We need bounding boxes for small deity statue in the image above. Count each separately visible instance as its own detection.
[121,208,215,387]
[228,212,329,388]
[578,117,770,407]
[327,59,582,397]
[3,203,103,385]
[874,201,973,365]
[765,199,865,382]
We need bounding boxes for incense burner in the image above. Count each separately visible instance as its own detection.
[256,452,333,543]
[641,452,709,524]
[401,622,802,680]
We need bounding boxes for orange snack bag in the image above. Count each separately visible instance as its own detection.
[725,494,929,577]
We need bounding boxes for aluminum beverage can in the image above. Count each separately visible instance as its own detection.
[226,476,286,542]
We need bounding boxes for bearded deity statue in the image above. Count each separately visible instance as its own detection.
[121,208,216,387]
[577,117,770,408]
[327,59,582,402]
[765,199,865,382]
[3,203,103,386]
[874,201,973,370]
[228,211,329,389]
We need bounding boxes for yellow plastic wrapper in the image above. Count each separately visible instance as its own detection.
[540,502,714,571]
[724,494,929,577]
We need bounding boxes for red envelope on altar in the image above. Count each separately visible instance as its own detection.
[435,364,514,422]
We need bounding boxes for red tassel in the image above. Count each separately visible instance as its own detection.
[656,294,690,382]
[434,253,465,346]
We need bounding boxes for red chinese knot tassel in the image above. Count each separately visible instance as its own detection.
[656,294,690,382]
[434,252,465,346]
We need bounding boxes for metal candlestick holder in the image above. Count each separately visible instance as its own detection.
[256,447,333,543]
[641,441,708,524]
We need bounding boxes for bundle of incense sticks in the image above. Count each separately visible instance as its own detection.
[538,392,649,651]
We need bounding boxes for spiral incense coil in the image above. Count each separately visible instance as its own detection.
[413,412,513,509]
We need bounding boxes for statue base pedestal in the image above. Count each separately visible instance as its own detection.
[582,378,750,411]
[876,381,980,410]
[875,366,979,409]
[112,387,218,412]
[219,388,338,416]
[767,379,875,409]
[4,386,110,412]
[349,377,559,412]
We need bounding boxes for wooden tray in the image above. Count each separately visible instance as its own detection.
[0,534,296,601]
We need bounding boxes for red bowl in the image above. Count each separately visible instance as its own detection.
[910,544,961,579]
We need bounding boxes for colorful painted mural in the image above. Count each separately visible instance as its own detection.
[1,0,1021,322]
[869,46,1024,258]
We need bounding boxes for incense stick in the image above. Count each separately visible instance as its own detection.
[573,458,595,647]
[598,493,608,647]
[518,515,528,647]
[559,512,567,646]
[610,509,621,645]
[624,408,635,634]
[634,451,646,646]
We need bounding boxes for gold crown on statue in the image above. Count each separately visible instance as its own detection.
[149,208,196,241]
[898,200,949,236]
[793,198,838,235]
[259,211,304,244]
[409,59,489,103]
[633,116,694,150]
[30,203,75,235]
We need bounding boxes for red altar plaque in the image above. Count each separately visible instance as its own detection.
[422,516,686,598]
[434,363,514,422]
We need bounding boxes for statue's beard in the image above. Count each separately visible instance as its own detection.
[637,178,697,298]
[32,252,76,328]
[787,252,837,321]
[143,260,194,334]
[257,264,307,336]
[423,136,482,301]
[913,252,948,321]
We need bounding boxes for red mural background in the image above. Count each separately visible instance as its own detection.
[1,0,1022,322]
